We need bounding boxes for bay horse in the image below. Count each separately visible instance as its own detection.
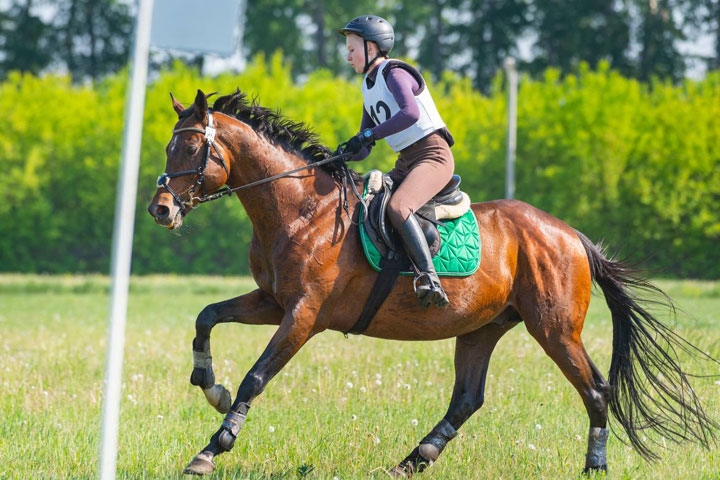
[147,90,717,476]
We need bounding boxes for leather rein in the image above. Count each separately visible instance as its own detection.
[156,111,357,214]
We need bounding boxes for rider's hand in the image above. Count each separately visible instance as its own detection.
[342,128,376,155]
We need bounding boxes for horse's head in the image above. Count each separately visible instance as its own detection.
[148,90,231,229]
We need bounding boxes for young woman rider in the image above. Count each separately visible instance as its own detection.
[338,15,455,308]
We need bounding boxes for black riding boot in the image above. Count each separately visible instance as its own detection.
[396,215,450,308]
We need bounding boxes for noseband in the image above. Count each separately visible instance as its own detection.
[156,112,229,212]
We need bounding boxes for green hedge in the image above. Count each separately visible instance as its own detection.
[0,54,718,277]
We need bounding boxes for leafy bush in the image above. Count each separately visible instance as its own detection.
[0,55,717,277]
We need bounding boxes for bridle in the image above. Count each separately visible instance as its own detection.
[156,111,359,215]
[156,112,229,212]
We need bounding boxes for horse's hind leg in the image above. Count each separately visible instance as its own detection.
[518,297,612,474]
[392,309,521,477]
[191,289,283,413]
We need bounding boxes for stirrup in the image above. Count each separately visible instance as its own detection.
[412,272,449,308]
[412,272,437,292]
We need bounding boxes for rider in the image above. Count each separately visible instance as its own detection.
[338,15,455,308]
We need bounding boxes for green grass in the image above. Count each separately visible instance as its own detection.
[1,275,719,479]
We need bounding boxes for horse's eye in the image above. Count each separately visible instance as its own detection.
[187,145,198,155]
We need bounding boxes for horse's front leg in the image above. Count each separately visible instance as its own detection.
[190,289,284,414]
[184,300,320,475]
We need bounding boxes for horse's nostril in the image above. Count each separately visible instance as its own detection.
[150,204,170,219]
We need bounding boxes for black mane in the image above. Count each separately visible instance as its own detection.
[210,89,358,181]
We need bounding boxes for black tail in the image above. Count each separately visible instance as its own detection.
[576,230,718,460]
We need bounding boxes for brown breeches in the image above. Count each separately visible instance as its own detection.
[387,132,455,229]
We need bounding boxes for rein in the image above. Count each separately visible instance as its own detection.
[157,112,356,213]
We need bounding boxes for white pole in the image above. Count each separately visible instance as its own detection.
[98,0,154,479]
[504,57,518,199]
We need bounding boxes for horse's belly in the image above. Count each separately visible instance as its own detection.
[330,275,509,341]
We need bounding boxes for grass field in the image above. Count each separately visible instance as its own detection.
[1,275,719,479]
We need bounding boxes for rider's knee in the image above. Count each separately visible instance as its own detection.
[387,199,410,229]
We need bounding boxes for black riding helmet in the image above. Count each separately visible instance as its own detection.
[338,15,394,73]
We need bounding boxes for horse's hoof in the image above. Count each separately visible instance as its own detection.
[388,465,411,478]
[582,465,607,476]
[183,452,215,475]
[203,384,232,414]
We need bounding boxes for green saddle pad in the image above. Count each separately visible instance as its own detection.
[359,186,482,277]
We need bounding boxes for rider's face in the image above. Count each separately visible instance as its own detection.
[345,34,368,74]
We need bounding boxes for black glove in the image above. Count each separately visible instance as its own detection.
[340,128,376,156]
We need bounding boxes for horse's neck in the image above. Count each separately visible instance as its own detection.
[226,128,339,240]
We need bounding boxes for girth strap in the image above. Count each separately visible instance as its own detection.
[344,252,405,336]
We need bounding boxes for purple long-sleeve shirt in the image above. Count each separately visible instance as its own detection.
[365,67,421,137]
[352,62,453,161]
[352,65,419,161]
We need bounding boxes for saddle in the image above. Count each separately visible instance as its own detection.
[344,171,473,336]
[361,170,471,269]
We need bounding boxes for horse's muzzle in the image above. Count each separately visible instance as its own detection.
[148,201,183,229]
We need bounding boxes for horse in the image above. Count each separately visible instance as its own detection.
[147,89,718,477]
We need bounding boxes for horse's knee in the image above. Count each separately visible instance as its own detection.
[237,372,265,400]
[195,305,218,338]
[448,392,485,426]
[247,372,266,395]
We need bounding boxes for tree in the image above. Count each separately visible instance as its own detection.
[529,0,632,77]
[301,0,385,75]
[244,0,396,77]
[678,0,720,71]
[635,0,686,81]
[389,0,457,80]
[712,1,720,69]
[53,0,133,82]
[459,0,531,91]
[0,0,53,79]
[244,0,309,77]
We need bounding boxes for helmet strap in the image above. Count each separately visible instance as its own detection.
[362,39,385,74]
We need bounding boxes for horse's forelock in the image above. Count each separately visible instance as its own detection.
[178,107,195,121]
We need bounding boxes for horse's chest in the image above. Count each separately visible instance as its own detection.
[248,232,320,293]
[248,235,273,293]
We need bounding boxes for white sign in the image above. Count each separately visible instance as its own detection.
[151,0,242,56]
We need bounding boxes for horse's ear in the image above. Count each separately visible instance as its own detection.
[193,89,209,124]
[169,92,185,117]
